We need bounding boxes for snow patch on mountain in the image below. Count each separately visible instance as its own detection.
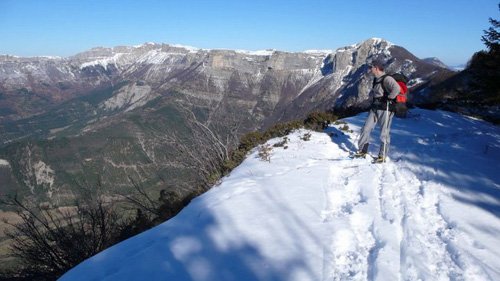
[80,53,125,70]
[136,49,181,64]
[0,159,10,166]
[371,37,394,48]
[21,159,56,197]
[33,160,55,190]
[408,77,426,87]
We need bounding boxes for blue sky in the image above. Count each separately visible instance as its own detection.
[0,0,498,65]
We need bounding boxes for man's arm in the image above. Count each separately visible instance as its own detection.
[383,76,401,99]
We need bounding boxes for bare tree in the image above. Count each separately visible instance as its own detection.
[147,97,243,188]
[0,184,127,280]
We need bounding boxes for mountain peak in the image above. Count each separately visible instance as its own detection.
[362,37,395,47]
[422,57,450,69]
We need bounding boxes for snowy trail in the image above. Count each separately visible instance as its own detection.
[60,109,500,281]
[321,130,495,280]
[395,164,494,281]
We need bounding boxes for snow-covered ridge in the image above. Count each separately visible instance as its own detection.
[77,45,280,69]
[3,38,400,62]
[79,53,125,70]
[60,109,500,281]
[76,44,331,70]
[130,42,275,56]
[6,38,401,72]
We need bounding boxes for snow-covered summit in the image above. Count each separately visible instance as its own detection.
[59,108,500,281]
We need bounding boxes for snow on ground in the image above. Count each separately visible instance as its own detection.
[59,108,500,281]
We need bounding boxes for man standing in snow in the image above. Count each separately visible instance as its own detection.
[352,58,400,163]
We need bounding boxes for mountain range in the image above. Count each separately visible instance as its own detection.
[0,38,454,208]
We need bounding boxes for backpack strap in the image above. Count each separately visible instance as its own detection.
[373,74,390,98]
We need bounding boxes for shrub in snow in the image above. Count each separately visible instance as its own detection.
[263,120,303,139]
[301,132,312,141]
[258,144,273,162]
[304,111,338,131]
[273,136,289,148]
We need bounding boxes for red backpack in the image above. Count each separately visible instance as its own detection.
[382,73,409,103]
[380,73,410,118]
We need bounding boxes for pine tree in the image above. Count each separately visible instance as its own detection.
[481,4,500,51]
[467,4,500,105]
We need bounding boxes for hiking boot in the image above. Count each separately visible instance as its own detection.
[351,151,367,158]
[350,143,369,158]
[373,156,386,164]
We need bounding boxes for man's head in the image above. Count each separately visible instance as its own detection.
[368,58,385,70]
[368,58,386,77]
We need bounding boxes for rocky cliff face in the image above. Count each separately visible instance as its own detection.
[0,38,452,203]
[0,38,450,123]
